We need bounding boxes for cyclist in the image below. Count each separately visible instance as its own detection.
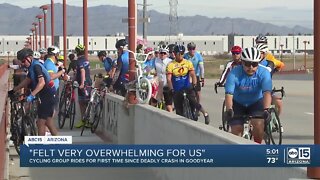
[67,53,77,74]
[224,47,272,144]
[184,42,205,105]
[155,46,173,111]
[74,44,92,128]
[97,50,116,87]
[9,48,57,136]
[255,34,285,71]
[256,43,284,116]
[110,39,129,97]
[215,46,242,86]
[44,46,66,112]
[143,47,157,106]
[167,44,210,125]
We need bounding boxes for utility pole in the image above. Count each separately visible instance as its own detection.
[169,0,178,36]
[137,0,151,41]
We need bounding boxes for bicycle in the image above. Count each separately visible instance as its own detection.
[124,50,153,104]
[58,80,79,129]
[9,93,37,155]
[215,83,229,132]
[80,82,107,136]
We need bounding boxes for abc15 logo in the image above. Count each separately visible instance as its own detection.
[287,147,311,160]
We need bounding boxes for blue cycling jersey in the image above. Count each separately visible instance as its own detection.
[225,65,272,106]
[44,58,59,90]
[183,52,203,76]
[103,57,115,72]
[119,51,129,80]
[76,56,92,85]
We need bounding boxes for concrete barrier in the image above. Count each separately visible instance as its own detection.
[98,93,308,180]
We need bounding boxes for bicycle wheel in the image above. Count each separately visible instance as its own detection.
[58,91,67,129]
[22,116,37,136]
[136,77,152,104]
[182,98,194,120]
[91,101,103,133]
[268,108,282,145]
[69,100,76,130]
[12,120,22,155]
[80,102,92,136]
[221,100,230,132]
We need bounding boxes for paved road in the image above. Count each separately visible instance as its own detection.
[197,78,314,144]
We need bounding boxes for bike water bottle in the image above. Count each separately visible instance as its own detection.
[85,88,89,97]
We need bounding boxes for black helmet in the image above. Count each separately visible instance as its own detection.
[167,44,175,53]
[187,42,196,49]
[98,51,107,57]
[115,39,127,49]
[17,48,33,61]
[173,44,186,54]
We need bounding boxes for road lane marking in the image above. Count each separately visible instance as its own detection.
[304,112,314,115]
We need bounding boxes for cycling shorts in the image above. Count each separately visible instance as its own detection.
[229,98,264,126]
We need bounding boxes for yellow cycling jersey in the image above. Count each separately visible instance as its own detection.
[266,53,285,70]
[166,59,194,91]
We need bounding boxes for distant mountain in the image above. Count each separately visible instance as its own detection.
[0,3,313,36]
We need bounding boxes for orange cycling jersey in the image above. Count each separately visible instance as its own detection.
[266,53,285,71]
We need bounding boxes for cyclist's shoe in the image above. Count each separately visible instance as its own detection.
[204,114,210,125]
[75,120,85,128]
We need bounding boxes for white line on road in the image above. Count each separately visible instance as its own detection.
[304,112,314,115]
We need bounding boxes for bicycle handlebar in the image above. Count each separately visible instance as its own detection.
[272,86,285,98]
[214,83,224,94]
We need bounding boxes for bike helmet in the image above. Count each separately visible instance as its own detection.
[47,46,60,55]
[115,39,128,49]
[231,45,242,53]
[58,55,64,61]
[187,42,196,49]
[173,44,186,54]
[17,48,33,61]
[39,47,47,54]
[241,47,261,62]
[75,44,85,54]
[255,34,268,43]
[255,43,269,53]
[159,45,169,53]
[33,51,41,59]
[97,51,107,57]
[144,47,153,54]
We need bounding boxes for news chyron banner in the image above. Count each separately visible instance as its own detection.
[20,138,320,167]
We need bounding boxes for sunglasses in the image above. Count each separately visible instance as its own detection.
[160,52,167,55]
[243,61,259,67]
[232,52,241,55]
[188,48,195,50]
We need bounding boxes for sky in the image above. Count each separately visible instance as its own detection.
[0,0,313,28]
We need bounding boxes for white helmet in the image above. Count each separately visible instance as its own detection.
[47,46,60,55]
[255,43,269,53]
[33,51,41,59]
[241,47,261,62]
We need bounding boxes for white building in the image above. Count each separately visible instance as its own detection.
[0,34,314,56]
